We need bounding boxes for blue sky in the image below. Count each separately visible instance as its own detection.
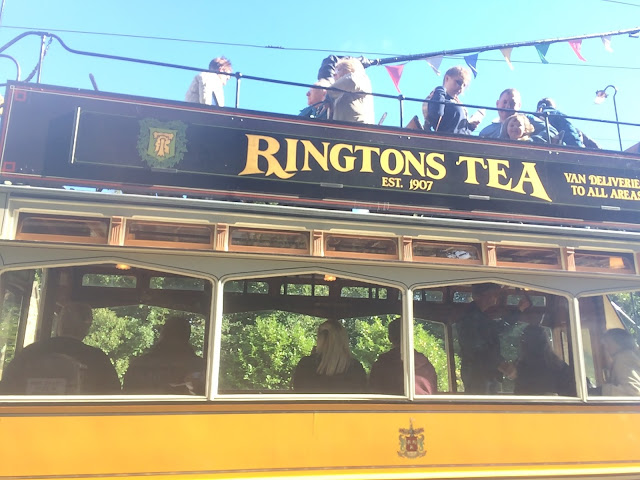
[0,0,638,150]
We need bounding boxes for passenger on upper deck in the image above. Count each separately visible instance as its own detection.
[124,316,205,395]
[184,56,232,107]
[325,58,375,124]
[599,329,640,396]
[536,98,585,148]
[457,283,515,394]
[0,302,120,395]
[499,114,546,143]
[293,320,367,393]
[369,318,437,395]
[513,325,574,396]
[299,79,331,119]
[425,66,481,135]
[478,88,556,140]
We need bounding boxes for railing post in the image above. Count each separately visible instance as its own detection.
[398,94,405,128]
[36,34,46,83]
[234,72,242,109]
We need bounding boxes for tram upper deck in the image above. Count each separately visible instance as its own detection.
[2,79,640,479]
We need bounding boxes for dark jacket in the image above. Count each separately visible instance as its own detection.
[426,86,474,135]
[293,354,367,393]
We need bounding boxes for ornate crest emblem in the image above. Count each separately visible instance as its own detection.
[137,118,187,169]
[397,420,426,458]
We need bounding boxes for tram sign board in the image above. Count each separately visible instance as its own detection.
[2,82,640,223]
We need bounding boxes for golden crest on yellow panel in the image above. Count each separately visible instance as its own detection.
[397,419,426,458]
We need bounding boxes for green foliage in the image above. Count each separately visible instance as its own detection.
[414,321,456,393]
[220,311,318,391]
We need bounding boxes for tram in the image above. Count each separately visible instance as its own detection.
[1,79,640,480]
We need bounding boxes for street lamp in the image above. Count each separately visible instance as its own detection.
[594,85,622,151]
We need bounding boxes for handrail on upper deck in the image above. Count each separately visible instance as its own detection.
[0,30,639,154]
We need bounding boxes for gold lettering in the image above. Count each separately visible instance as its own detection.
[284,138,299,173]
[401,150,425,177]
[329,144,356,172]
[486,159,513,191]
[512,162,552,202]
[354,146,379,173]
[457,156,486,185]
[425,152,446,179]
[301,140,330,172]
[240,134,294,179]
[380,148,404,175]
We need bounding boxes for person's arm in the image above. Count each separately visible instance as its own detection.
[602,353,640,396]
[427,87,446,131]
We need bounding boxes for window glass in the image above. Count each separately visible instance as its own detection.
[414,283,574,396]
[582,292,640,398]
[219,274,401,394]
[0,265,211,396]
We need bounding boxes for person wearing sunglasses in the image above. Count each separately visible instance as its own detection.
[424,66,481,135]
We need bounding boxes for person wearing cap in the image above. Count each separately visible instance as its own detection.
[456,283,514,394]
[536,97,585,148]
[185,56,232,107]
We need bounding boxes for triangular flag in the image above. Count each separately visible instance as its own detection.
[425,56,443,75]
[568,40,586,62]
[500,48,514,70]
[535,43,550,64]
[601,35,613,52]
[384,64,405,94]
[464,53,478,78]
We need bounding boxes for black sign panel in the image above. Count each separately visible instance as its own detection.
[2,82,640,224]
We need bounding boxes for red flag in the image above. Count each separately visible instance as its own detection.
[568,40,586,61]
[384,64,406,93]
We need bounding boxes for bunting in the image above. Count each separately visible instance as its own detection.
[568,40,587,61]
[384,64,405,93]
[535,43,550,64]
[500,48,514,70]
[601,35,613,52]
[464,53,478,78]
[425,56,443,75]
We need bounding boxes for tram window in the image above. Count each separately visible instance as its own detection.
[581,292,640,398]
[412,241,481,264]
[575,251,635,274]
[324,235,398,259]
[0,264,211,396]
[219,274,401,394]
[495,246,561,269]
[414,283,574,396]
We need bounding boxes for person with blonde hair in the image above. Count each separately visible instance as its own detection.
[185,56,232,107]
[425,66,482,135]
[326,57,374,124]
[499,113,537,142]
[293,320,366,393]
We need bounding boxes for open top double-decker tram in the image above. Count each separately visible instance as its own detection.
[1,57,640,480]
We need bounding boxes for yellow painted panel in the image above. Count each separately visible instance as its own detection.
[1,404,640,479]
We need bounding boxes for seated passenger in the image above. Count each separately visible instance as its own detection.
[478,88,557,141]
[0,303,120,394]
[124,316,205,395]
[369,319,437,394]
[299,79,331,119]
[536,98,585,148]
[599,328,640,396]
[326,58,374,124]
[425,66,481,135]
[513,325,574,396]
[499,114,546,143]
[293,320,367,393]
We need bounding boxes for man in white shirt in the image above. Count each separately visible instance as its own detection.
[185,56,232,107]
